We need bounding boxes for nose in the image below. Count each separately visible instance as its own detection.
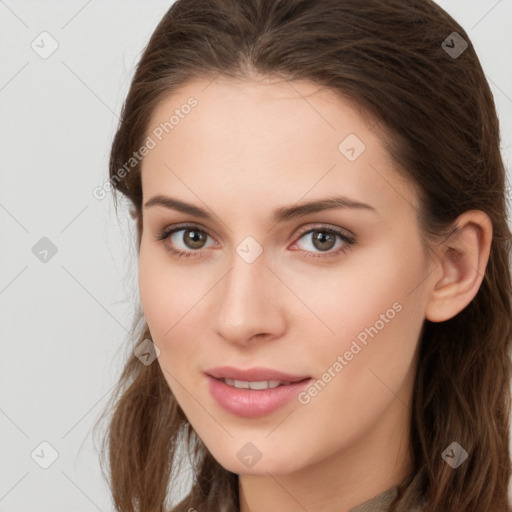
[212,250,287,347]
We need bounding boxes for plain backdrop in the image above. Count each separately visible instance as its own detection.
[1,1,511,510]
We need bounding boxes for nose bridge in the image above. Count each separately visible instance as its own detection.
[220,244,269,316]
[213,239,284,343]
[219,229,268,299]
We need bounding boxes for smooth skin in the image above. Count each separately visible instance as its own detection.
[137,75,492,512]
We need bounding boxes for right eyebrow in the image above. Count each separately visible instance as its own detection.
[143,194,377,224]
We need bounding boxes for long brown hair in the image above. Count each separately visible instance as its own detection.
[97,0,512,510]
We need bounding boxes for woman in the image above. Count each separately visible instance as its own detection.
[99,0,512,510]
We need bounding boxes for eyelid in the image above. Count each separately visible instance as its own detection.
[155,221,357,258]
[293,223,356,241]
[155,221,355,241]
[155,221,218,242]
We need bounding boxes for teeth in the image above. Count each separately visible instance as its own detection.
[222,378,285,389]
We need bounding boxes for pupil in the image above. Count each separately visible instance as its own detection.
[314,230,335,251]
[186,229,205,249]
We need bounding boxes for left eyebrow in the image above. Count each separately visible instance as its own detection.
[143,194,377,224]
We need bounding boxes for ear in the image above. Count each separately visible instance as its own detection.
[425,210,493,323]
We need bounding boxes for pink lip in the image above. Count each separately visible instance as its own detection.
[205,365,310,382]
[205,366,312,418]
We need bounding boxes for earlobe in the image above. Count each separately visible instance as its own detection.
[424,210,493,323]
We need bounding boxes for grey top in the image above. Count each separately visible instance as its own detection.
[349,472,426,512]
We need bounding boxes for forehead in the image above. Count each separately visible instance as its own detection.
[140,76,418,220]
[146,76,369,149]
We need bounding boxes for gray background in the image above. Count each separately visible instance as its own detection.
[1,1,511,510]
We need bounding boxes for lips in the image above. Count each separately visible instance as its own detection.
[205,365,310,383]
[205,366,313,418]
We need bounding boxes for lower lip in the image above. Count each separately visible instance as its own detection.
[206,375,312,418]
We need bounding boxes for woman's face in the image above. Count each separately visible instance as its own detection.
[138,76,434,479]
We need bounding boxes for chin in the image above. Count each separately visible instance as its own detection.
[210,448,304,477]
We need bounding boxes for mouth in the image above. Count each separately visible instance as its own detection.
[205,365,311,384]
[214,377,310,390]
[204,366,313,418]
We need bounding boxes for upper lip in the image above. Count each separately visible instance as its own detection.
[206,366,311,383]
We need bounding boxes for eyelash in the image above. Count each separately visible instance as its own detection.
[155,223,357,260]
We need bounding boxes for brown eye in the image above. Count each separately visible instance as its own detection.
[182,229,208,249]
[158,225,215,257]
[158,223,355,260]
[293,225,356,259]
[310,230,337,251]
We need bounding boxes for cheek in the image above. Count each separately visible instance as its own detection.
[138,242,184,344]
[288,238,426,351]
[138,246,165,333]
[138,241,209,378]
[309,243,425,392]
[286,240,427,427]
